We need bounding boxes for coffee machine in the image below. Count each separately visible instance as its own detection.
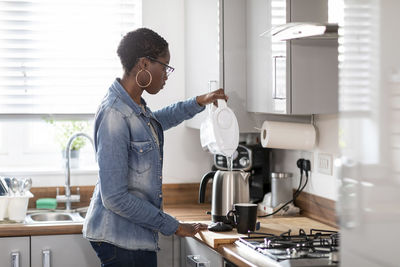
[212,143,270,203]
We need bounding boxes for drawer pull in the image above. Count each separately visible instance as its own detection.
[42,249,51,267]
[186,255,210,267]
[11,252,19,267]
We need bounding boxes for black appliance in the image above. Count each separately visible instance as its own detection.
[212,144,270,203]
[235,229,339,266]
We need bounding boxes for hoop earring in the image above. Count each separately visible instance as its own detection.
[135,69,152,88]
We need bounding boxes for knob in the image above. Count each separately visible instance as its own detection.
[239,157,249,167]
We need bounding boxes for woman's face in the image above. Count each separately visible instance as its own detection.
[145,49,171,95]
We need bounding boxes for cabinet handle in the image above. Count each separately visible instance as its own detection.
[42,249,51,267]
[187,255,210,266]
[11,252,19,267]
[272,56,286,100]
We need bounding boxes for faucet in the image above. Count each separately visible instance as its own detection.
[56,132,95,211]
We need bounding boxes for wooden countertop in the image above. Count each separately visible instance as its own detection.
[0,204,212,237]
[0,204,335,238]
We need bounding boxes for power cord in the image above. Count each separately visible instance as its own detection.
[258,158,310,217]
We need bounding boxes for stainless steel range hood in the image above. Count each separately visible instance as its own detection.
[261,23,338,41]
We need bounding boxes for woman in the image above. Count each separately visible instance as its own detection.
[83,28,228,267]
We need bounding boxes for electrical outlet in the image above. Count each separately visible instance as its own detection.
[318,153,333,175]
[300,151,313,172]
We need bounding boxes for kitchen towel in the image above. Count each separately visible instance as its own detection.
[260,121,316,150]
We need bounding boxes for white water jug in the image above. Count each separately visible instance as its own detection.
[200,98,239,157]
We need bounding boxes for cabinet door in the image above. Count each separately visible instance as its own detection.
[246,0,288,114]
[180,237,223,267]
[157,234,173,267]
[158,234,180,267]
[290,0,338,114]
[31,234,100,267]
[0,236,30,267]
[184,0,222,129]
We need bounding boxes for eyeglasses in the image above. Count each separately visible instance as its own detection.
[146,56,175,77]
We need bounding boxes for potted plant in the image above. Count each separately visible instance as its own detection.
[46,119,90,168]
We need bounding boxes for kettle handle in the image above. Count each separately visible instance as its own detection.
[198,171,216,203]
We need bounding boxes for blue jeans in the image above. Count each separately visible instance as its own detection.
[90,241,157,267]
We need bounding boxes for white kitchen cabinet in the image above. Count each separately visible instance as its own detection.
[246,0,338,115]
[158,234,180,267]
[0,233,176,267]
[0,236,30,267]
[185,0,310,132]
[30,234,99,267]
[158,234,173,267]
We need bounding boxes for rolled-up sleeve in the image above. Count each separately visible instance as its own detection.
[96,108,179,236]
[154,97,205,131]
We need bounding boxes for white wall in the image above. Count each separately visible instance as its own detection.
[142,0,214,183]
[272,114,339,201]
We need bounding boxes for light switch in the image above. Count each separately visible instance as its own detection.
[318,153,333,175]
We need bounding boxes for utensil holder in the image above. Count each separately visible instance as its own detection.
[0,196,10,220]
[7,191,33,222]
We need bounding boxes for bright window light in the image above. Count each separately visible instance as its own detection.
[0,0,142,114]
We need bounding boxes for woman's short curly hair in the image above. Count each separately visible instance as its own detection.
[117,28,169,74]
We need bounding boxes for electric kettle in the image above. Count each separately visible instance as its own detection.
[198,170,250,223]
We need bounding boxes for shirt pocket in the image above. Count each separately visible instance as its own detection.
[129,140,154,174]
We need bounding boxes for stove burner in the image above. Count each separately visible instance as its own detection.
[237,228,340,264]
[286,247,309,259]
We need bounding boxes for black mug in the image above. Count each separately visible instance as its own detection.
[226,203,258,234]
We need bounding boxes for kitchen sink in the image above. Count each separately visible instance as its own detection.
[25,209,87,224]
[29,212,73,222]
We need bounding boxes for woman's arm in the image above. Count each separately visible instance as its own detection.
[154,88,228,130]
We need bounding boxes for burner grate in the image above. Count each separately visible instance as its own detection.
[237,228,340,262]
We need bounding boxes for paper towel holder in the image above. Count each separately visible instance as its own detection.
[260,120,317,150]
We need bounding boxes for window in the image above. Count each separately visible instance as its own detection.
[338,0,380,164]
[0,0,141,170]
[0,0,142,114]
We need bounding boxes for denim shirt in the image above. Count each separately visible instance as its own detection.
[83,79,205,250]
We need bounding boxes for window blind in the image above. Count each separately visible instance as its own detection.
[0,0,141,114]
[339,0,380,164]
[338,0,379,113]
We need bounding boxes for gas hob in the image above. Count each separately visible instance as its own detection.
[235,229,339,267]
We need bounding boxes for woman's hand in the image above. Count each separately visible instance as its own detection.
[196,88,228,107]
[175,222,208,237]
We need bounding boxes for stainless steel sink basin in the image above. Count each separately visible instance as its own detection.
[25,211,85,224]
[29,212,74,222]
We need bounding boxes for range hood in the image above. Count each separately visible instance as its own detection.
[261,23,338,41]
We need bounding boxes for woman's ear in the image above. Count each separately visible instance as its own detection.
[137,57,150,69]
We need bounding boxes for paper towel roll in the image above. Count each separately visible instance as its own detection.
[260,121,316,150]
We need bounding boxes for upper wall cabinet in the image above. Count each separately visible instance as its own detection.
[185,0,311,132]
[246,0,339,115]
